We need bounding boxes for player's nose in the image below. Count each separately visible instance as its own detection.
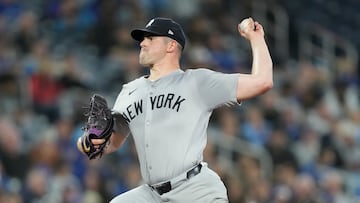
[140,43,145,49]
[140,39,146,47]
[140,37,150,47]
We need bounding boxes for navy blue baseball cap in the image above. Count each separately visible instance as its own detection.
[131,18,186,49]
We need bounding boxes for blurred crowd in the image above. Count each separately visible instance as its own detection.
[0,0,359,203]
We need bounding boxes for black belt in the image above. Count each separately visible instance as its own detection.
[150,163,202,195]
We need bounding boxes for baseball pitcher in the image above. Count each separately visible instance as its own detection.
[77,17,273,202]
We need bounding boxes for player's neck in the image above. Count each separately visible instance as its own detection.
[148,60,180,81]
[148,66,180,81]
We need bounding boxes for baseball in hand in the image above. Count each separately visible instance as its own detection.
[239,18,254,32]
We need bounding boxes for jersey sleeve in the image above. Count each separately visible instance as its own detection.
[191,68,239,110]
[112,76,141,113]
[112,84,128,113]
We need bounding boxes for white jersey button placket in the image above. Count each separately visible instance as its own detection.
[144,83,156,181]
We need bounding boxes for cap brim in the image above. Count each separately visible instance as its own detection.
[131,29,163,42]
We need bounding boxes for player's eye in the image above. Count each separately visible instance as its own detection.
[143,36,153,42]
[144,33,155,41]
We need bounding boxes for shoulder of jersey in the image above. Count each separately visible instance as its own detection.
[122,75,146,89]
[185,67,215,75]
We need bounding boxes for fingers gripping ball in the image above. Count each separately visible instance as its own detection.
[239,18,255,32]
[80,94,114,160]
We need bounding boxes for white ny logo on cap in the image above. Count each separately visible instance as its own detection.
[146,19,155,27]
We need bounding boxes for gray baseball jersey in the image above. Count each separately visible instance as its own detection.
[112,68,239,184]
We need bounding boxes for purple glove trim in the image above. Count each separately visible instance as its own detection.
[88,127,103,137]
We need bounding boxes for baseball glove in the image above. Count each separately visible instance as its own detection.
[80,94,114,160]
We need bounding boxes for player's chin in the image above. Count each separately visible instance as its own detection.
[139,54,145,63]
[139,59,147,66]
[139,58,151,67]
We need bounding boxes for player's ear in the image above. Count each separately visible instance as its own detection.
[166,39,178,53]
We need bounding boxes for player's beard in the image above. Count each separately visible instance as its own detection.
[139,45,167,68]
[139,51,147,65]
[139,49,153,67]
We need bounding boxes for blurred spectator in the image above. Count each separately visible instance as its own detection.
[212,107,241,162]
[224,174,246,203]
[29,130,60,169]
[272,184,293,203]
[85,0,120,57]
[292,127,321,169]
[291,174,318,203]
[0,73,21,115]
[323,78,360,119]
[140,0,171,17]
[259,91,282,129]
[273,163,298,189]
[206,31,240,73]
[303,144,345,182]
[22,166,50,203]
[203,138,229,180]
[318,170,355,203]
[122,163,142,191]
[0,191,23,203]
[293,62,325,110]
[0,35,17,74]
[28,45,63,123]
[0,0,23,24]
[49,0,96,48]
[306,100,334,137]
[186,15,212,45]
[266,129,299,172]
[241,105,272,146]
[57,53,89,90]
[82,167,104,203]
[246,178,272,203]
[48,160,82,203]
[280,102,305,141]
[236,156,263,192]
[333,119,360,171]
[12,11,39,56]
[0,119,29,181]
[53,118,83,172]
[186,44,214,68]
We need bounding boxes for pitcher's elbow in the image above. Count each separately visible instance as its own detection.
[262,80,273,93]
[267,80,274,90]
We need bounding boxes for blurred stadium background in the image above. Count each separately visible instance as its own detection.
[0,0,359,202]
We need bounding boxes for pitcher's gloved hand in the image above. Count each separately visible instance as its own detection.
[79,94,114,160]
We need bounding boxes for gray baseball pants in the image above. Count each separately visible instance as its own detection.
[109,163,228,203]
